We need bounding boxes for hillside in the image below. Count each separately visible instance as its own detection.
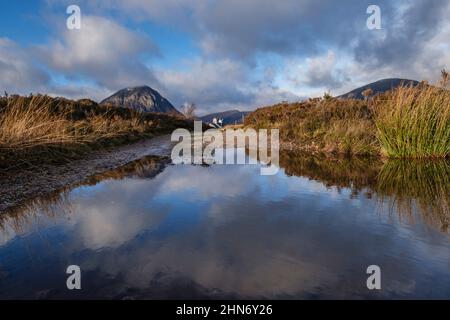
[101,86,181,114]
[0,94,192,166]
[245,80,449,158]
[339,78,419,99]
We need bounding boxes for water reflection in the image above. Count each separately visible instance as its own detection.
[0,151,448,299]
[375,160,449,233]
[0,156,169,237]
[280,151,449,233]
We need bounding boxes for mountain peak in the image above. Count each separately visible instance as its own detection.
[101,86,181,114]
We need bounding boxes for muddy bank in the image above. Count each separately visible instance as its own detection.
[0,135,174,213]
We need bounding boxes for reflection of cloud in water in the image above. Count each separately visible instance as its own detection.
[68,164,264,251]
[0,154,449,299]
[155,165,258,200]
[63,165,448,299]
[72,203,167,251]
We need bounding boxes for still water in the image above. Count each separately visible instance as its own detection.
[0,149,448,299]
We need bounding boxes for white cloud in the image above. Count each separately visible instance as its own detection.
[158,58,298,114]
[46,83,114,101]
[45,16,156,69]
[39,15,160,90]
[284,50,351,92]
[0,38,50,94]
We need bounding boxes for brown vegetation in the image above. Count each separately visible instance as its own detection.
[245,73,449,158]
[245,97,378,156]
[0,94,192,166]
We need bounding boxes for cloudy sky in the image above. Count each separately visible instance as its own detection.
[0,0,449,114]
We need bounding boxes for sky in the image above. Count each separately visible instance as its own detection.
[0,0,449,115]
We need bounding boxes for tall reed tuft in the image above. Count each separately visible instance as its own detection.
[373,75,450,158]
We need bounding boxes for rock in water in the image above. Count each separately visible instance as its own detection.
[101,86,181,114]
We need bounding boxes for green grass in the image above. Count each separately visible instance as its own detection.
[374,83,450,158]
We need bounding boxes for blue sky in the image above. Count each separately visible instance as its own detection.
[0,0,449,114]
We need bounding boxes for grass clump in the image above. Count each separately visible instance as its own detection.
[373,75,450,158]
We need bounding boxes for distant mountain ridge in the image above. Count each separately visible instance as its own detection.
[100,86,181,114]
[200,110,251,125]
[339,78,420,100]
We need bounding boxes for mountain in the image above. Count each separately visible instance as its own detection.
[339,78,420,100]
[200,110,251,125]
[100,86,181,114]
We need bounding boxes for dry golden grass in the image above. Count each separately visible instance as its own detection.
[1,96,95,149]
[0,94,191,164]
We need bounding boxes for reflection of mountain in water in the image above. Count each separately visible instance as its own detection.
[84,155,170,184]
[280,151,382,193]
[1,152,449,234]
